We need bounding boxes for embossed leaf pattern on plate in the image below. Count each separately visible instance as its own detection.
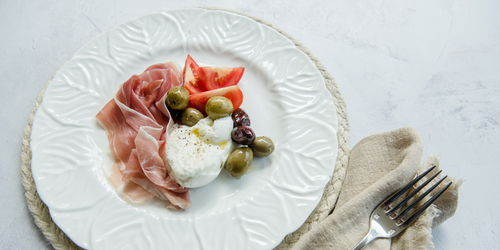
[31,9,338,250]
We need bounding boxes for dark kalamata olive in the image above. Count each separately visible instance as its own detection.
[231,126,255,145]
[231,108,250,127]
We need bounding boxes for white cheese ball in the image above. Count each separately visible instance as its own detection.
[166,116,234,188]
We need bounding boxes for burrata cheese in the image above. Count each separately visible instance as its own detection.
[165,116,234,188]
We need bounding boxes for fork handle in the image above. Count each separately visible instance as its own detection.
[351,231,379,250]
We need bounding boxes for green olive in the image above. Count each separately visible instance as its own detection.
[205,96,233,120]
[166,86,190,110]
[181,108,204,126]
[250,136,275,157]
[224,147,253,179]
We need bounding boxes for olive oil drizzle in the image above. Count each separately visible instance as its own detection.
[191,128,228,150]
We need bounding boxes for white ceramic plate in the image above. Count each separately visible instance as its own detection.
[31,8,338,250]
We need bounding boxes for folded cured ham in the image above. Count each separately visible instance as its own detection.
[96,62,191,210]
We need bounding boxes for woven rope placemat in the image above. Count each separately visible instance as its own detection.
[21,7,350,250]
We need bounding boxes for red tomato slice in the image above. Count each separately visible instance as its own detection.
[189,85,243,115]
[197,66,245,90]
[182,55,206,94]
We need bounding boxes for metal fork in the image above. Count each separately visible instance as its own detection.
[351,166,452,250]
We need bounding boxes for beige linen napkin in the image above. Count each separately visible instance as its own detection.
[291,127,462,250]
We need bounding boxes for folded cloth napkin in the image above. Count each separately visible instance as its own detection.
[291,127,462,250]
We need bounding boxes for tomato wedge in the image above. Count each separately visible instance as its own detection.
[189,85,243,115]
[197,66,245,90]
[182,55,206,94]
[182,55,245,93]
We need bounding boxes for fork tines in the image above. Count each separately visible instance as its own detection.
[381,166,452,229]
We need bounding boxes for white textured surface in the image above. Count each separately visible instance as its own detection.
[1,0,499,249]
[24,8,339,250]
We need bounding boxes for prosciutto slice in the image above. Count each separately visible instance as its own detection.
[96,62,191,210]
